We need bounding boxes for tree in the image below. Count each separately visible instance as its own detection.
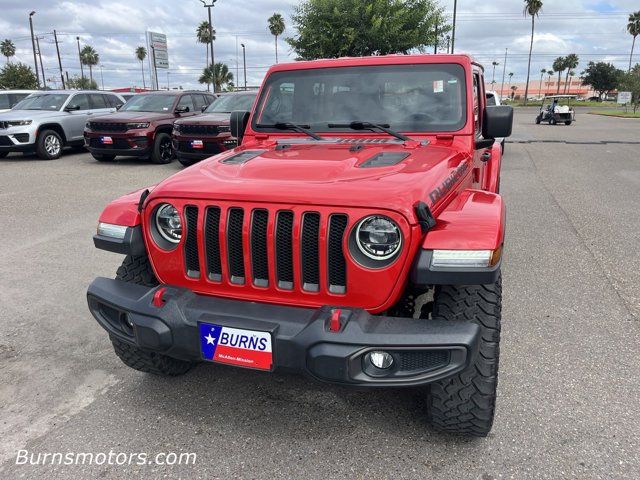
[582,61,623,100]
[523,0,543,105]
[66,75,98,90]
[539,68,546,97]
[286,0,448,60]
[268,13,286,64]
[552,56,566,94]
[196,20,216,73]
[546,69,553,95]
[510,85,518,99]
[491,61,499,83]
[135,46,147,89]
[562,53,579,94]
[618,64,640,112]
[80,45,99,87]
[0,62,38,89]
[199,62,233,92]
[628,12,640,72]
[1,39,16,64]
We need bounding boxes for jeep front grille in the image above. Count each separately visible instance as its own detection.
[89,122,128,132]
[179,204,348,295]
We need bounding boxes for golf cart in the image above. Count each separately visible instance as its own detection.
[536,95,576,125]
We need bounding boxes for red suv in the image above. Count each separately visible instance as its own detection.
[84,91,216,164]
[173,91,257,167]
[88,55,513,436]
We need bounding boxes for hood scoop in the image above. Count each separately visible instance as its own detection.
[220,150,266,165]
[359,152,410,168]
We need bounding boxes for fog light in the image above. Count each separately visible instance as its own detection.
[368,351,394,369]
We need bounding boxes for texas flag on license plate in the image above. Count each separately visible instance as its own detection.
[101,136,113,145]
[199,323,273,371]
[191,139,204,149]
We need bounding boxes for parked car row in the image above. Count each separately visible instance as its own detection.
[0,89,257,165]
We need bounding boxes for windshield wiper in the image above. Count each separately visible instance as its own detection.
[256,122,325,141]
[327,121,412,142]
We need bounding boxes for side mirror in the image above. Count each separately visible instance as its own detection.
[175,106,190,114]
[201,105,208,113]
[230,110,250,142]
[65,104,80,112]
[483,105,513,139]
[115,104,123,111]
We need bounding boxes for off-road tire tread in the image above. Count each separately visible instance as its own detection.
[112,255,194,376]
[427,276,501,437]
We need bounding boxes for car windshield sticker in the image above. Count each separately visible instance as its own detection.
[433,80,444,93]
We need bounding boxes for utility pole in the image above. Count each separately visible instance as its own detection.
[200,0,217,93]
[151,46,159,90]
[451,0,457,54]
[53,30,65,89]
[29,11,40,89]
[76,36,84,81]
[433,20,438,54]
[241,43,247,90]
[35,36,46,89]
[500,48,508,101]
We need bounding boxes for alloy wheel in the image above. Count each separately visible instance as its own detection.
[45,135,61,157]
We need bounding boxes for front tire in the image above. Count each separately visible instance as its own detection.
[426,276,502,437]
[565,121,572,126]
[151,132,174,164]
[36,129,63,160]
[112,255,194,376]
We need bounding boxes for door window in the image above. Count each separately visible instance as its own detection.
[177,95,195,112]
[71,94,90,111]
[192,94,207,112]
[89,94,108,109]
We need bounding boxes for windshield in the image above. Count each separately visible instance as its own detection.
[13,94,69,111]
[206,93,256,113]
[253,64,467,133]
[120,94,176,112]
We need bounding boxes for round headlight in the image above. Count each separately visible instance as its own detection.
[155,203,182,243]
[355,215,402,260]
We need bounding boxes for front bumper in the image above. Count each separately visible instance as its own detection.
[0,128,36,152]
[84,132,150,157]
[87,277,480,387]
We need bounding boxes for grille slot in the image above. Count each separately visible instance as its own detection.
[398,351,450,372]
[90,122,128,132]
[204,207,222,281]
[179,124,220,135]
[227,208,245,284]
[328,215,348,294]
[275,211,294,290]
[301,213,320,292]
[250,209,269,287]
[184,206,200,278]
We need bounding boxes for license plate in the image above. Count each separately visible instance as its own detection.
[199,322,273,371]
[101,136,113,145]
[191,140,204,149]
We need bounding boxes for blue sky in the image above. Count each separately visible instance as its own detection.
[0,0,637,90]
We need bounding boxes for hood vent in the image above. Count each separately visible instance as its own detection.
[359,152,410,168]
[335,138,396,144]
[220,150,265,165]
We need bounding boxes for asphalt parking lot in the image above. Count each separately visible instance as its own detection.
[1,108,639,479]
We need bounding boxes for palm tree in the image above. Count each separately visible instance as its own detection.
[546,70,554,95]
[566,70,575,94]
[508,72,514,84]
[491,61,499,83]
[196,21,216,70]
[0,39,16,64]
[268,13,285,64]
[539,68,546,98]
[628,11,640,72]
[562,54,579,93]
[510,85,518,100]
[552,56,566,94]
[523,0,543,105]
[135,46,147,89]
[199,62,233,92]
[80,45,99,87]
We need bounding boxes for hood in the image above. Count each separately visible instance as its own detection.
[149,139,472,222]
[0,109,63,120]
[90,111,175,123]
[174,113,230,125]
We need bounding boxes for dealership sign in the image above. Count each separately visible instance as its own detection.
[617,91,632,104]
[146,31,169,69]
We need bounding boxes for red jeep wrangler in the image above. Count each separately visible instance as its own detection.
[87,54,512,437]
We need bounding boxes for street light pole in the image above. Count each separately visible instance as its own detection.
[99,65,104,90]
[241,43,246,90]
[29,11,40,89]
[36,36,46,89]
[200,0,217,93]
[53,30,65,89]
[451,0,457,54]
[500,48,508,101]
[76,36,84,81]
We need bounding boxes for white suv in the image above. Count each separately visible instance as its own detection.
[0,90,38,113]
[0,90,124,160]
